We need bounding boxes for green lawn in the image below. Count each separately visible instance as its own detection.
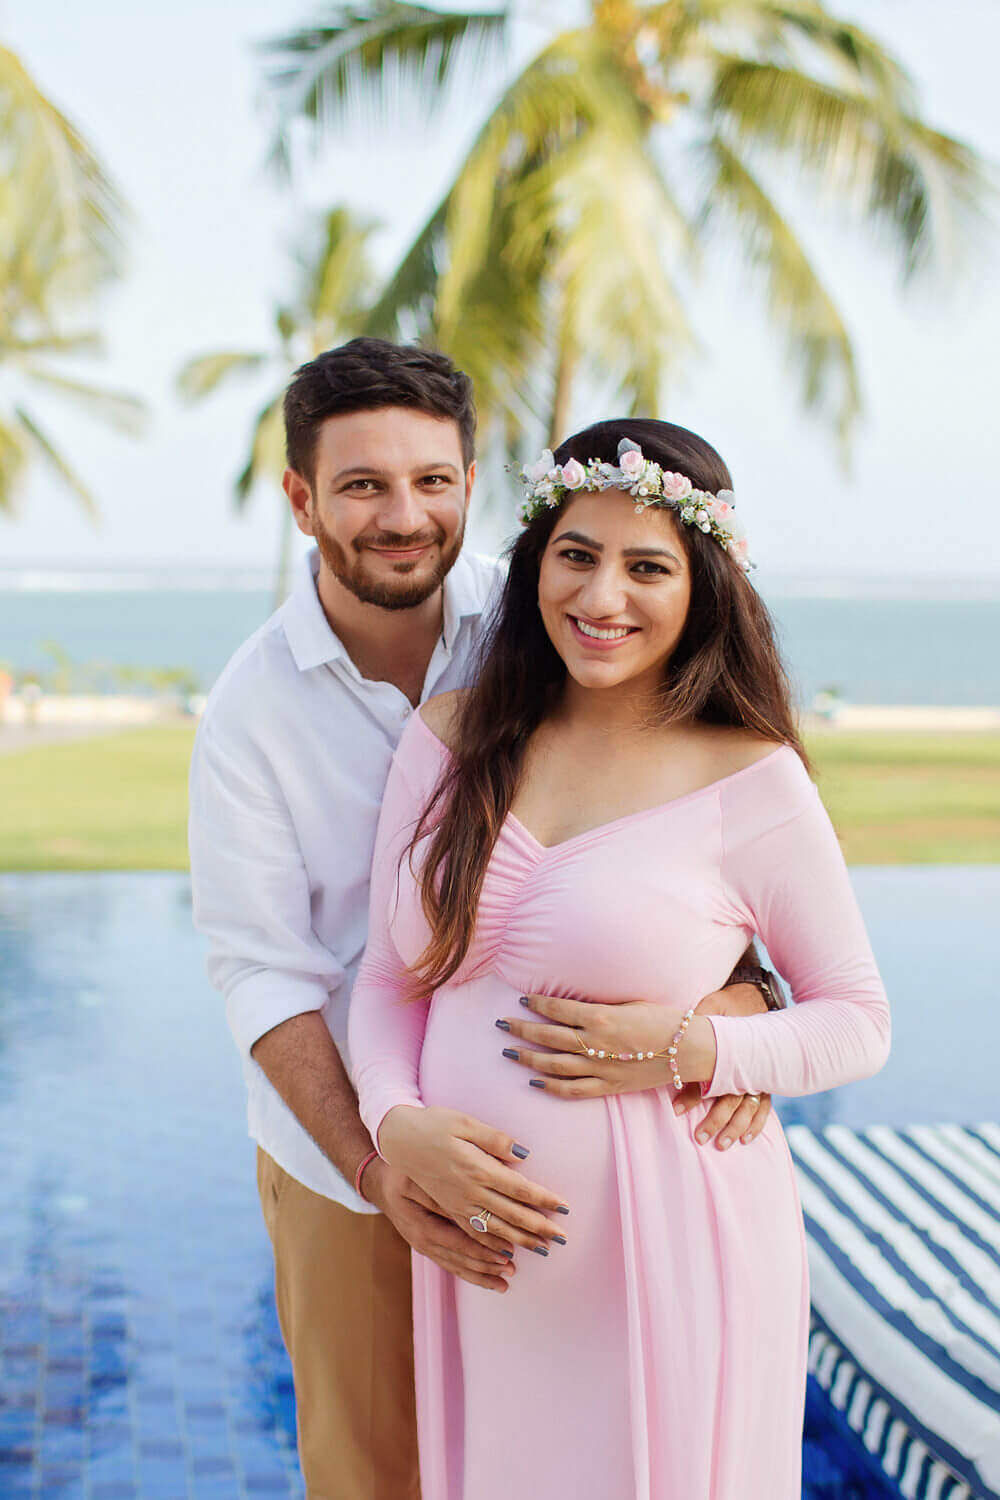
[0,726,197,871]
[0,725,998,870]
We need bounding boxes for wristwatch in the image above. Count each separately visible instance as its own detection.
[729,963,786,1012]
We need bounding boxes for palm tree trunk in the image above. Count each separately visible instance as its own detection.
[548,337,577,449]
[273,501,295,610]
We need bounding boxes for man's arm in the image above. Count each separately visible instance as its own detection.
[251,1012,374,1186]
[252,1014,515,1291]
[189,714,514,1291]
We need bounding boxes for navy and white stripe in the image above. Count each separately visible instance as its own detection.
[788,1123,1000,1500]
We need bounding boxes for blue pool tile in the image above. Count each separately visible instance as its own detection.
[0,1445,34,1467]
[0,1411,36,1439]
[138,1439,185,1461]
[191,1457,235,1477]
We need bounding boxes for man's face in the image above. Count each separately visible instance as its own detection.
[287,406,473,611]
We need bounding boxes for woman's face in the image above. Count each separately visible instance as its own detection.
[537,489,693,697]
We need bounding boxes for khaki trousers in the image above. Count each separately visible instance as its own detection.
[257,1148,421,1500]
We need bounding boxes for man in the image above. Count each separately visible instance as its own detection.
[189,338,776,1499]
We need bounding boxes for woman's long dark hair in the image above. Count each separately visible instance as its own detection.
[407,418,806,993]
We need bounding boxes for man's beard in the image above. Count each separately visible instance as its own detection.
[313,510,465,611]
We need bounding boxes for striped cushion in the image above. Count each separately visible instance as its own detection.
[787,1123,1000,1500]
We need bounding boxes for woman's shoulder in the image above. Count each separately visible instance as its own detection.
[688,725,796,787]
[417,689,469,753]
[706,729,816,841]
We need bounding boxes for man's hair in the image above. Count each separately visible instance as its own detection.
[283,337,477,484]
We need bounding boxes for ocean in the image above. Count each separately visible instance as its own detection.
[1,572,998,706]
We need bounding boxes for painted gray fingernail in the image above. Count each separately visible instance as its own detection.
[519,995,531,1007]
[511,1143,530,1159]
[498,1248,514,1258]
[531,1245,549,1256]
[502,1047,520,1061]
[495,1018,511,1031]
[552,1234,567,1246]
[528,1078,546,1089]
[555,1205,570,1215]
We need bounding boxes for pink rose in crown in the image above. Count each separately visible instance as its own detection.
[660,471,693,501]
[559,457,587,490]
[618,447,645,480]
[727,537,749,561]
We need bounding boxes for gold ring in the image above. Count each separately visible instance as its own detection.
[469,1209,492,1233]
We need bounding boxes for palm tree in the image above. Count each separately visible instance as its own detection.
[0,46,145,518]
[176,205,377,604]
[262,1,988,462]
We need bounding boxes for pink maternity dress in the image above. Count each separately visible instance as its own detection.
[349,712,890,1500]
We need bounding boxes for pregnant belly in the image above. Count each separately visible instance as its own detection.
[418,973,616,1210]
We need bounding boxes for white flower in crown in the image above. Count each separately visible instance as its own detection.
[559,457,588,490]
[524,449,557,485]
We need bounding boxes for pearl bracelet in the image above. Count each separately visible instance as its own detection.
[666,1005,697,1091]
[577,1003,698,1077]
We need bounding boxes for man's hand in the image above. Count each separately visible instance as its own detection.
[682,982,773,1148]
[362,1159,517,1293]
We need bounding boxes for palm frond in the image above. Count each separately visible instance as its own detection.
[710,57,988,275]
[0,45,126,310]
[176,350,270,403]
[264,2,508,163]
[756,5,917,108]
[14,405,100,519]
[360,198,448,340]
[19,366,148,435]
[235,395,287,507]
[542,129,696,423]
[436,27,651,339]
[0,417,30,514]
[0,329,102,359]
[301,205,379,331]
[647,1,917,108]
[703,135,859,442]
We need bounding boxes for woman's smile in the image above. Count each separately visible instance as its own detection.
[567,614,641,647]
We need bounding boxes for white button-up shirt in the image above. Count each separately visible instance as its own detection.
[189,546,503,1211]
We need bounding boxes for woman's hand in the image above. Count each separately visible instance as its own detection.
[497,988,773,1149]
[377,1104,572,1256]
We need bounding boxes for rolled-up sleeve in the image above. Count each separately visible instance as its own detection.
[188,714,345,1058]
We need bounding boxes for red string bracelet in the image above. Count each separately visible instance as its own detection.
[354,1149,379,1200]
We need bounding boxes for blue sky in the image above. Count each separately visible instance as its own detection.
[1,0,998,583]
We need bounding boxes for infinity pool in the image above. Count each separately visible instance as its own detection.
[1,869,996,1498]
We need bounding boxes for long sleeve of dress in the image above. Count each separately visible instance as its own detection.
[705,752,891,1099]
[348,718,434,1150]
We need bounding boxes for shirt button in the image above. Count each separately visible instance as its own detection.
[399,705,411,720]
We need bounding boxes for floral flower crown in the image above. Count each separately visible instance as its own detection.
[515,438,753,572]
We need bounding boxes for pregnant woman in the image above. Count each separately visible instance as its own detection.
[349,418,890,1500]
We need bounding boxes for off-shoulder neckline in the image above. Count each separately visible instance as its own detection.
[411,708,797,854]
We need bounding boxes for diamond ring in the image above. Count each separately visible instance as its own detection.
[469,1209,492,1233]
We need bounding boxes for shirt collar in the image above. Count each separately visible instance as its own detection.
[281,546,486,672]
[440,549,490,653]
[281,549,349,673]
